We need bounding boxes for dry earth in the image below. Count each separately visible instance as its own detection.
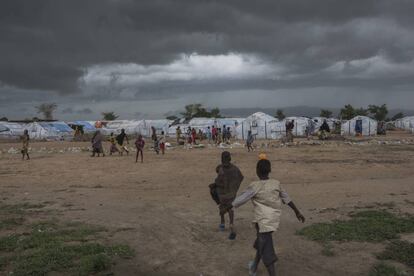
[1,131,414,275]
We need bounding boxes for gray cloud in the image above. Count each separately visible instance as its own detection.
[1,0,414,119]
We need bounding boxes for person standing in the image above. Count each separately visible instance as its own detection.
[159,131,166,155]
[212,126,217,143]
[91,130,105,157]
[176,126,182,144]
[206,126,212,143]
[135,134,145,163]
[20,129,30,160]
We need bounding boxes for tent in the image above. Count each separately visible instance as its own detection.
[284,117,314,137]
[395,116,414,132]
[142,120,173,137]
[101,120,146,135]
[216,118,245,137]
[25,121,74,140]
[341,116,377,136]
[188,118,217,132]
[0,122,26,139]
[235,112,277,139]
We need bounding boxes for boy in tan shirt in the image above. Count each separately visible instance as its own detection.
[232,158,305,276]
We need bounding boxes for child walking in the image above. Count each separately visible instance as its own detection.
[246,130,254,152]
[212,151,244,240]
[232,158,305,276]
[109,132,119,155]
[20,129,30,160]
[135,134,145,163]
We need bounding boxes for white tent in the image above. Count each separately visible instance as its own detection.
[284,117,314,137]
[341,116,377,136]
[142,120,173,137]
[216,118,245,137]
[101,120,146,135]
[395,116,414,132]
[25,121,74,140]
[235,112,277,139]
[188,118,216,132]
[0,122,26,139]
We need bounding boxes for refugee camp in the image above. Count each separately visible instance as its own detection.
[1,1,414,276]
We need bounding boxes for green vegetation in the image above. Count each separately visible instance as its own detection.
[297,210,414,242]
[276,109,286,120]
[101,111,119,121]
[0,203,134,276]
[320,109,333,118]
[378,241,414,268]
[180,104,223,119]
[369,262,407,276]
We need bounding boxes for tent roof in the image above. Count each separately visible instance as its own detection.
[245,112,276,122]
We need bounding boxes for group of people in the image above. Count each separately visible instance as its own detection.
[209,151,305,276]
[175,125,233,146]
[90,128,162,163]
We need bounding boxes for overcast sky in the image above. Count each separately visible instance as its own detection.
[1,0,414,120]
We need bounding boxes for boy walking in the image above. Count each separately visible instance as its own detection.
[213,151,243,240]
[232,158,305,276]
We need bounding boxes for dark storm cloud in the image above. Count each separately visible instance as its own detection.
[1,0,414,119]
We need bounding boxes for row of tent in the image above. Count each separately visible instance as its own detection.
[394,116,414,133]
[1,112,411,141]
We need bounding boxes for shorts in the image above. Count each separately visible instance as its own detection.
[253,223,278,266]
[219,197,234,215]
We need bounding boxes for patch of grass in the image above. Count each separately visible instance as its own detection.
[297,210,414,242]
[377,241,414,268]
[0,234,20,251]
[0,217,24,230]
[0,219,133,275]
[0,203,45,215]
[369,262,407,276]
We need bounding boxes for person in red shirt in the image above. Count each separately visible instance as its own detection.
[212,126,217,143]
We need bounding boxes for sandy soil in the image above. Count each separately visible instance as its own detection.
[1,131,414,276]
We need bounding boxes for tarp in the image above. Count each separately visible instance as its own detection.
[25,121,74,140]
[235,112,277,139]
[0,122,26,139]
[341,116,377,136]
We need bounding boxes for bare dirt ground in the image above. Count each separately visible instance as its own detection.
[1,131,414,276]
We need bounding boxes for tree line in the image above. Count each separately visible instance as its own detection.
[0,103,406,122]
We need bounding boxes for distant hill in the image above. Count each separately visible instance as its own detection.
[220,106,414,119]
